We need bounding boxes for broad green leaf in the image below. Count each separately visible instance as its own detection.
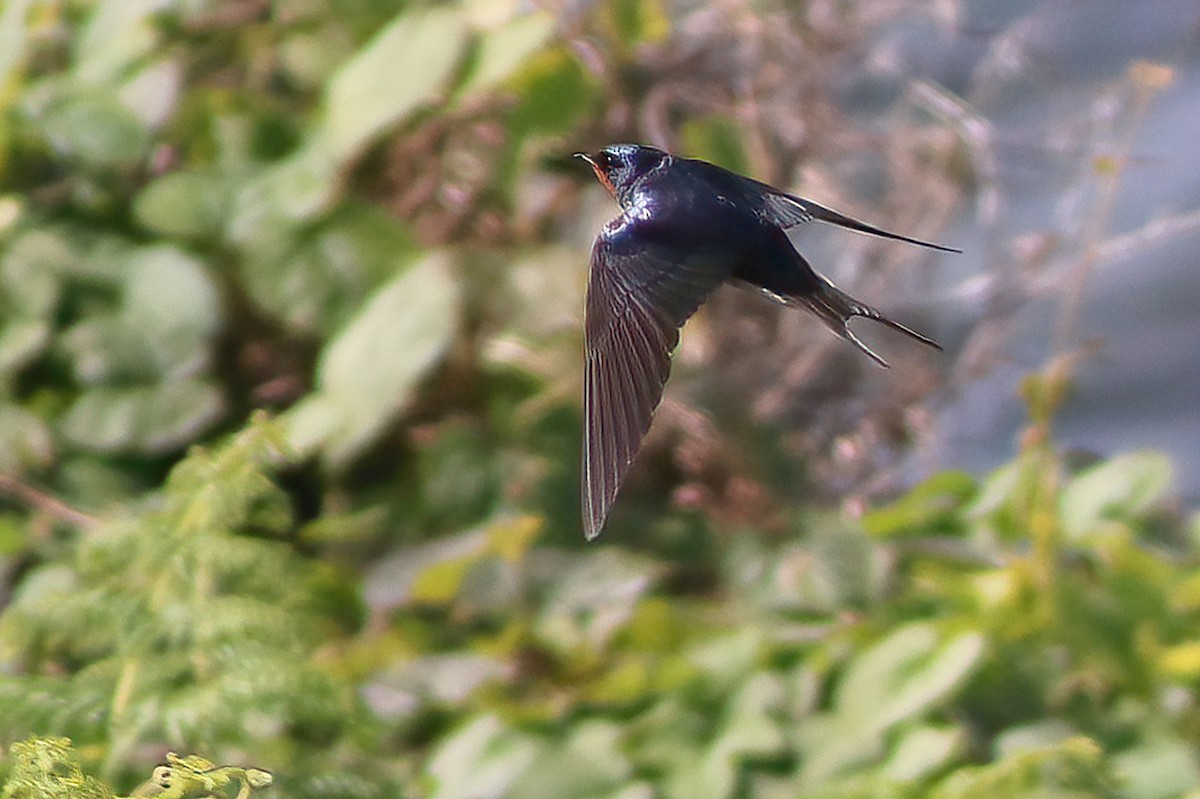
[231,141,340,239]
[59,379,224,454]
[1157,641,1200,679]
[117,57,181,129]
[457,11,556,98]
[280,25,356,90]
[794,715,884,787]
[61,245,220,382]
[605,784,656,799]
[73,0,168,85]
[0,403,53,472]
[0,320,50,378]
[0,0,37,85]
[964,460,1021,520]
[687,625,765,690]
[122,246,221,347]
[134,171,229,240]
[807,519,880,608]
[363,526,491,612]
[993,720,1077,758]
[286,252,459,465]
[1,229,77,318]
[502,246,587,339]
[837,625,983,735]
[1061,451,1173,540]
[708,672,787,762]
[872,632,984,731]
[863,471,976,538]
[535,548,660,653]
[35,92,150,168]
[836,624,938,720]
[506,720,631,799]
[883,724,964,781]
[322,7,470,160]
[931,738,1115,799]
[364,653,510,715]
[235,202,417,333]
[427,715,541,799]
[1112,736,1199,799]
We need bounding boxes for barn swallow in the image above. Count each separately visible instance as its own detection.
[576,143,958,540]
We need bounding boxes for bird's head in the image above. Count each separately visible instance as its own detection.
[575,144,669,204]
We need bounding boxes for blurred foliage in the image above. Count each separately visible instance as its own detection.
[0,1,1197,799]
[2,738,272,799]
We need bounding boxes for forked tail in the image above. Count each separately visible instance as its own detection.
[788,276,941,368]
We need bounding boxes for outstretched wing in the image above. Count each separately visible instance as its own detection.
[583,216,727,540]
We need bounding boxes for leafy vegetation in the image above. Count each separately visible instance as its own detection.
[1,2,1196,799]
[2,738,272,798]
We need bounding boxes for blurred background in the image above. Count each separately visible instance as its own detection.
[1,1,1199,798]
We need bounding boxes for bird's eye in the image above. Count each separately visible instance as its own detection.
[596,151,614,169]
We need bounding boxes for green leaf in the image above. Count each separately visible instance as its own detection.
[72,0,167,86]
[0,0,37,86]
[35,92,150,168]
[321,6,470,160]
[363,526,491,612]
[0,403,53,472]
[535,548,660,653]
[872,631,984,731]
[1060,451,1173,540]
[457,11,556,98]
[863,471,976,538]
[1113,736,1200,799]
[709,672,787,760]
[931,738,1116,799]
[365,653,510,715]
[234,202,417,333]
[230,141,340,237]
[285,252,459,465]
[59,379,224,454]
[117,57,181,129]
[687,626,766,690]
[427,715,541,799]
[61,245,220,382]
[0,319,50,378]
[993,720,1077,758]
[794,713,885,786]
[133,171,228,240]
[964,460,1021,520]
[506,720,631,799]
[0,228,77,319]
[837,625,984,734]
[883,724,964,781]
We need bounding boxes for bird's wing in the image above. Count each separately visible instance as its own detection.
[583,216,727,540]
[757,187,960,254]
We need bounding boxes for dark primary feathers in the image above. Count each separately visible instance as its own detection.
[582,215,728,540]
[578,144,957,540]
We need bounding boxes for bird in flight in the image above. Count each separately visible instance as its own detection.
[576,143,958,540]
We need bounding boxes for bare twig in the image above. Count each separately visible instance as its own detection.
[0,473,99,530]
[1052,61,1175,358]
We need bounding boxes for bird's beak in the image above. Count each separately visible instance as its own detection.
[575,152,615,198]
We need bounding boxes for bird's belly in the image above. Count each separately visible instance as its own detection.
[729,243,821,299]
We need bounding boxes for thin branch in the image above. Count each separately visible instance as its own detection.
[0,473,99,530]
[1052,61,1175,357]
